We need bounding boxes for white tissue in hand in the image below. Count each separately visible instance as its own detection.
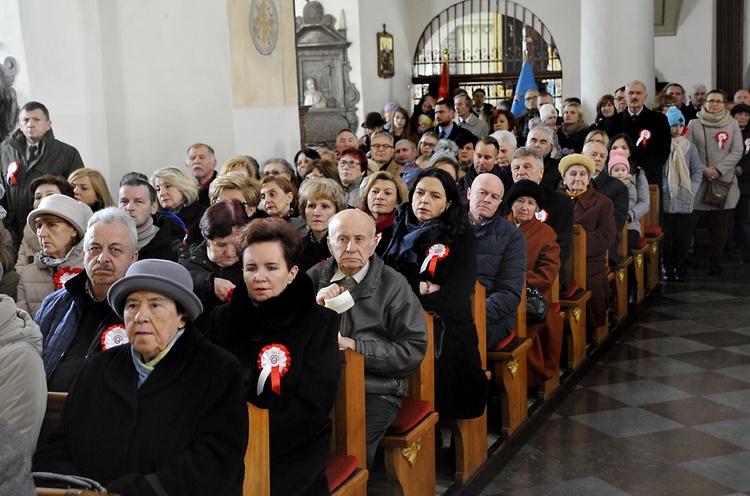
[324,290,355,314]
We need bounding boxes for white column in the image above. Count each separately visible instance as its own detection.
[580,0,655,119]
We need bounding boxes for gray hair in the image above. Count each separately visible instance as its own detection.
[626,80,647,93]
[690,83,707,95]
[491,130,517,148]
[371,130,394,145]
[261,158,295,176]
[527,125,555,144]
[85,207,138,255]
[512,146,544,171]
[395,139,416,151]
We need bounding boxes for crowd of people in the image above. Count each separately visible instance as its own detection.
[1,78,749,494]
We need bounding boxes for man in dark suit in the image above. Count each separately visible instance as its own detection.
[603,81,670,187]
[432,99,474,145]
[584,140,629,263]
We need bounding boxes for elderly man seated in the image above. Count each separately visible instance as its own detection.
[35,208,138,392]
[466,173,526,349]
[308,209,427,469]
[34,259,247,495]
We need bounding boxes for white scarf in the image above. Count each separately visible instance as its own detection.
[667,136,694,209]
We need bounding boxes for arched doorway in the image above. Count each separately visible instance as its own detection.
[412,1,562,108]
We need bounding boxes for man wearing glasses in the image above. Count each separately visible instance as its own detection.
[370,131,399,176]
[517,88,541,138]
[603,80,671,188]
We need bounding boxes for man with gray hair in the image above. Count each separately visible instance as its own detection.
[370,130,397,174]
[394,139,418,168]
[308,209,427,469]
[688,83,707,115]
[526,126,561,191]
[603,80,671,187]
[35,207,139,391]
[454,94,489,138]
[185,143,217,208]
[260,158,295,183]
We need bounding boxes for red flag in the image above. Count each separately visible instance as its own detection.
[438,60,449,100]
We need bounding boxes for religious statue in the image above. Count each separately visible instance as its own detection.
[303,77,327,109]
[0,57,19,141]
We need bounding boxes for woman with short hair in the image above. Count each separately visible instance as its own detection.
[17,195,93,317]
[259,175,307,233]
[208,171,261,218]
[297,178,347,271]
[150,166,206,247]
[360,171,408,256]
[336,147,369,207]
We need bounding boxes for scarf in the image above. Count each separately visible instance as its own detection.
[561,122,588,137]
[39,243,82,268]
[698,108,733,128]
[375,211,395,233]
[384,204,442,277]
[136,223,160,251]
[667,136,695,210]
[564,187,588,198]
[131,328,185,387]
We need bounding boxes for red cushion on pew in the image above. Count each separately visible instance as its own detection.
[563,280,579,299]
[491,329,516,351]
[644,226,662,237]
[635,237,647,249]
[386,399,431,434]
[548,302,561,314]
[326,454,358,492]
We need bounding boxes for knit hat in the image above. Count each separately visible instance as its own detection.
[559,153,596,177]
[539,104,558,123]
[506,179,545,210]
[27,194,93,238]
[428,148,458,169]
[608,151,630,175]
[731,103,750,116]
[666,106,685,126]
[384,102,399,114]
[108,259,203,322]
[362,112,386,129]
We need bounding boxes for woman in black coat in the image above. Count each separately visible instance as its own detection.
[383,168,488,420]
[181,199,248,331]
[150,166,207,248]
[34,259,248,496]
[209,218,340,496]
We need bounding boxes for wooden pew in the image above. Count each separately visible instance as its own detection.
[487,282,532,436]
[609,223,632,324]
[327,349,368,496]
[380,311,439,496]
[559,224,592,369]
[449,282,490,482]
[37,490,108,496]
[641,184,664,291]
[244,404,271,496]
[538,275,563,400]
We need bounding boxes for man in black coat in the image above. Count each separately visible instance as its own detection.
[432,99,474,145]
[584,141,629,263]
[603,80,671,187]
[526,126,561,192]
[0,101,84,246]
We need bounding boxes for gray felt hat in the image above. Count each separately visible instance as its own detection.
[27,194,93,238]
[107,259,203,322]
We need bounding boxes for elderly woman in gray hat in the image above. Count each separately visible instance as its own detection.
[17,194,93,317]
[33,259,248,496]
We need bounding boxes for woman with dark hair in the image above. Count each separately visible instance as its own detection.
[411,96,435,135]
[17,174,75,272]
[297,178,347,271]
[336,147,369,207]
[209,218,340,496]
[180,199,248,331]
[389,107,419,145]
[259,175,307,233]
[300,159,343,187]
[293,148,321,179]
[383,168,488,419]
[491,108,520,136]
[593,94,616,128]
[360,171,408,256]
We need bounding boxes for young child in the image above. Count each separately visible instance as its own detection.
[662,106,704,281]
[608,151,640,249]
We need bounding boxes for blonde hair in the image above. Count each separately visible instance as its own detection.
[359,171,408,213]
[68,168,115,207]
[219,157,257,179]
[150,166,199,207]
[298,178,347,221]
[209,171,261,207]
[563,102,588,126]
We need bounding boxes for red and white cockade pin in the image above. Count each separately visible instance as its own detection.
[420,243,450,277]
[636,129,651,148]
[744,138,750,155]
[257,344,291,396]
[101,324,129,350]
[716,131,729,150]
[535,209,549,223]
[53,267,82,290]
[6,162,19,185]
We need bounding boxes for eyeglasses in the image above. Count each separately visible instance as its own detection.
[371,144,393,150]
[706,99,725,105]
[337,160,360,169]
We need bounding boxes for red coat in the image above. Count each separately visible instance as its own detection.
[509,214,563,387]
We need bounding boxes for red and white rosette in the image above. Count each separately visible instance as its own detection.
[535,209,549,223]
[101,324,129,350]
[225,287,234,302]
[716,131,729,150]
[257,344,290,396]
[636,129,651,148]
[6,161,19,185]
[53,267,82,290]
[744,138,750,155]
[420,243,450,277]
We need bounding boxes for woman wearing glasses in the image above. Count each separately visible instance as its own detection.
[336,147,369,207]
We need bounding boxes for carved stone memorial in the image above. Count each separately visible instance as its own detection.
[295,1,359,145]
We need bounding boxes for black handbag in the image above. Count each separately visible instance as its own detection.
[702,179,731,208]
[526,286,548,325]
